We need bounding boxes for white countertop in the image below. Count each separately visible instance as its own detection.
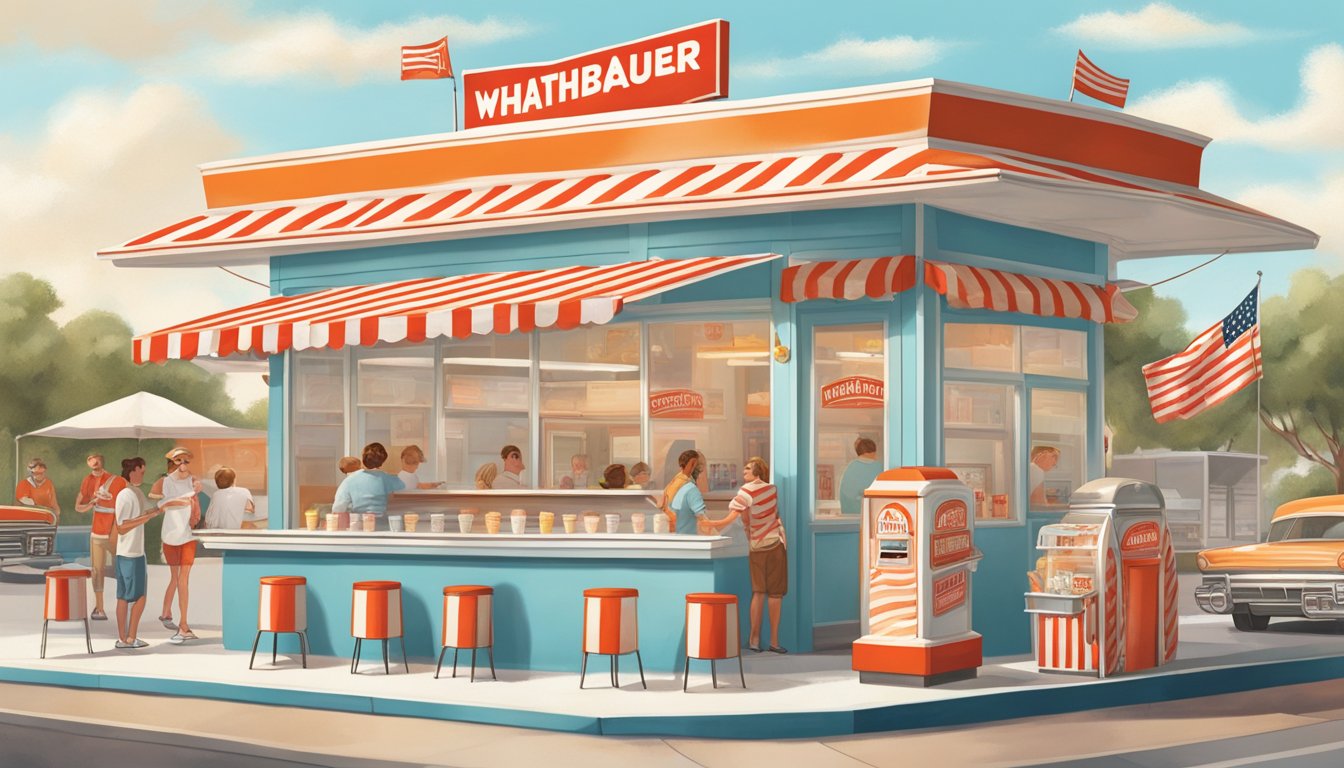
[195,529,746,560]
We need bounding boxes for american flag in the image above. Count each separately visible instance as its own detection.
[401,37,453,80]
[1142,286,1262,424]
[1072,50,1129,108]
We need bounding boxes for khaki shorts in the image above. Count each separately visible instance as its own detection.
[748,542,788,597]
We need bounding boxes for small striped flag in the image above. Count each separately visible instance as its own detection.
[401,37,453,80]
[1142,286,1261,423]
[1072,50,1129,108]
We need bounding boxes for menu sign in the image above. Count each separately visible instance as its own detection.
[649,389,704,419]
[930,531,973,568]
[934,500,968,532]
[1121,521,1161,554]
[463,19,730,129]
[821,376,884,409]
[933,570,968,616]
[876,503,912,536]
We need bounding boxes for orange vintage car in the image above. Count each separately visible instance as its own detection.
[1195,494,1344,631]
[0,504,60,572]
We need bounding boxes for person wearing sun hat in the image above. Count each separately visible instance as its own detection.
[149,447,203,643]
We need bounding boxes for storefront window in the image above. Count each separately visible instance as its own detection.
[539,324,641,488]
[945,382,1018,523]
[1029,389,1087,509]
[648,321,771,495]
[1023,327,1087,379]
[945,324,1019,372]
[355,344,434,480]
[442,334,532,488]
[813,323,886,518]
[292,349,345,522]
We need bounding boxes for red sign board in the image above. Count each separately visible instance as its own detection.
[934,500,968,532]
[821,376,884,409]
[1121,520,1161,554]
[930,531,973,568]
[649,389,705,419]
[876,503,912,536]
[463,20,729,129]
[933,570,968,616]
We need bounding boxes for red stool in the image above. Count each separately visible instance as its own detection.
[250,576,309,669]
[683,593,744,691]
[351,580,407,674]
[580,587,645,689]
[42,568,93,658]
[437,585,495,681]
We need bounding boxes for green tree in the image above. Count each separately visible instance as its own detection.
[1259,269,1344,493]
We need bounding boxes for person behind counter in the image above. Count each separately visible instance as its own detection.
[559,453,588,489]
[496,445,526,488]
[1029,445,1062,507]
[704,457,787,653]
[474,462,498,489]
[398,445,443,490]
[598,464,627,490]
[205,467,256,529]
[627,462,652,489]
[333,442,405,523]
[338,456,362,475]
[838,437,883,516]
[664,450,708,535]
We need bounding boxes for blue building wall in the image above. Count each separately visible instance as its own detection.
[268,203,1107,660]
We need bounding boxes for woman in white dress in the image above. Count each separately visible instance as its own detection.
[149,447,202,643]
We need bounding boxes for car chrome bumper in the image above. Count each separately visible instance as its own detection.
[1194,577,1233,614]
[1198,574,1344,618]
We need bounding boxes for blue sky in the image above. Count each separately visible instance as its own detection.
[1,1,1341,403]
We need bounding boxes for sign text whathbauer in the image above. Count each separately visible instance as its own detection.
[462,20,729,129]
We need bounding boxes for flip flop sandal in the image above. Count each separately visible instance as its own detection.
[159,616,177,630]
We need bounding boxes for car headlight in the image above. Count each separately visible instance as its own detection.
[1335,583,1344,603]
[28,536,53,556]
[1197,554,1210,571]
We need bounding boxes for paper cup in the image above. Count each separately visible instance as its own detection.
[304,510,319,531]
[653,513,669,534]
[362,513,377,532]
[348,515,361,531]
[457,513,475,534]
[336,512,350,531]
[510,513,527,535]
[604,513,621,533]
[631,512,646,534]
[325,513,339,531]
[388,515,404,532]
[562,513,577,534]
[583,515,600,534]
[485,518,501,534]
[430,513,446,533]
[404,513,420,532]
[538,511,554,534]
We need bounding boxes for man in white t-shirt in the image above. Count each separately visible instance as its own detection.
[204,467,255,529]
[495,444,526,488]
[112,457,182,649]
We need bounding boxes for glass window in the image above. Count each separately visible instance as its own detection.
[944,324,1019,372]
[945,382,1017,522]
[1023,327,1087,379]
[648,320,771,496]
[814,323,886,518]
[539,324,641,488]
[355,344,434,482]
[292,349,345,525]
[442,334,532,488]
[1029,389,1086,510]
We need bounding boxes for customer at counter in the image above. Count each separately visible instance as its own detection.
[598,464,627,490]
[665,450,708,535]
[559,453,589,489]
[332,442,405,524]
[496,445,526,488]
[705,457,787,653]
[398,445,442,489]
[627,462,652,489]
[474,462,498,489]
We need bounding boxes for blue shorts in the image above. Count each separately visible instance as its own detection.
[115,555,147,602]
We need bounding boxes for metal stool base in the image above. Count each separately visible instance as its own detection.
[349,636,408,674]
[40,619,93,659]
[248,630,309,669]
[682,655,746,691]
[579,650,646,689]
[435,645,497,681]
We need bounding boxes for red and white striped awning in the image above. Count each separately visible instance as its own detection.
[780,255,1136,323]
[924,260,1137,323]
[134,254,777,364]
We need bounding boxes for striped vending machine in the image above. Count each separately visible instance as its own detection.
[1025,477,1178,677]
[852,467,983,686]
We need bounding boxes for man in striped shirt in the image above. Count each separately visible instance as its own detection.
[705,457,787,653]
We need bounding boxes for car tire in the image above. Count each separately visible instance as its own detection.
[1232,611,1271,631]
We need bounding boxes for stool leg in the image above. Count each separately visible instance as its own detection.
[711,659,718,689]
[249,631,262,669]
[351,638,362,674]
[299,631,309,669]
[272,633,278,664]
[738,655,746,689]
[435,647,447,679]
[382,639,390,674]
[579,652,588,689]
[470,648,477,683]
[683,656,690,692]
[488,645,497,680]
[452,647,459,678]
[400,635,408,674]
[40,620,48,659]
[611,654,618,688]
[635,649,647,690]
[84,619,93,655]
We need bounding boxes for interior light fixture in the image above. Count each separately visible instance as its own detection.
[834,351,884,360]
[695,350,770,360]
[726,359,770,367]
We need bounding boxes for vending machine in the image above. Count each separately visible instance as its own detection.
[853,467,982,686]
[1025,477,1178,677]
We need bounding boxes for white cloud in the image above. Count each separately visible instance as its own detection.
[1054,3,1255,49]
[1129,44,1344,150]
[0,83,270,358]
[739,36,949,79]
[0,1,241,59]
[1237,170,1344,265]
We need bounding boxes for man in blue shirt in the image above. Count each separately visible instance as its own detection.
[333,443,405,520]
[838,437,883,516]
[669,450,708,535]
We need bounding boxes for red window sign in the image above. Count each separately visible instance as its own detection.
[930,531,973,568]
[821,376,884,409]
[876,503,911,536]
[463,19,729,129]
[649,389,704,419]
[934,499,968,532]
[1121,520,1161,554]
[933,570,968,616]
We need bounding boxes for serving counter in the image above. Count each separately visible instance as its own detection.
[201,502,750,672]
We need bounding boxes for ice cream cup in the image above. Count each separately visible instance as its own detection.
[348,515,361,531]
[325,513,339,531]
[404,513,420,533]
[653,513,669,534]
[562,513,577,534]
[583,515,600,534]
[304,510,319,531]
[631,512,646,534]
[485,511,502,534]
[457,513,475,534]
[604,513,621,534]
[336,512,350,531]
[538,511,554,534]
[510,512,527,535]
[388,515,404,532]
[430,513,446,533]
[362,513,377,532]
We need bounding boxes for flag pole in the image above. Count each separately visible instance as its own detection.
[1255,270,1264,542]
[451,77,459,132]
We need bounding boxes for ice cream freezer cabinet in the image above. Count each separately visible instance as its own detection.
[1025,477,1179,677]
